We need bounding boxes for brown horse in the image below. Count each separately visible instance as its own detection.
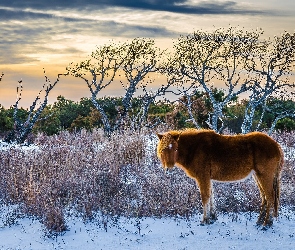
[156,129,284,228]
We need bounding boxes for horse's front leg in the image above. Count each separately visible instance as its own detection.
[198,178,216,225]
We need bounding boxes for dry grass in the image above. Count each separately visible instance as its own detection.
[0,129,294,235]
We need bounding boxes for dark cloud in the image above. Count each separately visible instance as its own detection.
[0,7,176,39]
[0,0,265,15]
[101,0,264,15]
[71,20,177,38]
[0,8,53,20]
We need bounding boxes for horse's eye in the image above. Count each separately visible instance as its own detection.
[168,144,172,149]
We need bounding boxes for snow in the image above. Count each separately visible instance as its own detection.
[281,145,295,161]
[0,140,39,152]
[0,207,294,249]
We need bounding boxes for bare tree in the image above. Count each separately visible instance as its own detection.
[5,70,64,144]
[171,27,264,132]
[177,89,206,129]
[117,38,164,129]
[241,32,295,134]
[268,108,295,135]
[130,76,176,130]
[67,42,125,134]
[68,38,166,134]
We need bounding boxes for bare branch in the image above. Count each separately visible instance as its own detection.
[172,27,262,132]
[67,38,165,134]
[241,32,295,133]
[5,71,66,144]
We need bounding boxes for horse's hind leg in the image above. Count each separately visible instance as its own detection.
[255,173,275,228]
[209,183,217,222]
[253,174,267,226]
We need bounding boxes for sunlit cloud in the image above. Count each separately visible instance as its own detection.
[0,6,177,67]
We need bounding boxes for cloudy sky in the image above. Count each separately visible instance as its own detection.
[0,0,294,107]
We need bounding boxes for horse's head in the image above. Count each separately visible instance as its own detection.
[156,132,179,170]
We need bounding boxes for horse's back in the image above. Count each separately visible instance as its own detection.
[211,132,281,161]
[212,132,282,167]
[176,130,282,181]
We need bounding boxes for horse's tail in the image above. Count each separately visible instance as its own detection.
[273,146,284,218]
[273,169,280,217]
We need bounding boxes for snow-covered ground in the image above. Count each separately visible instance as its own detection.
[0,208,294,250]
[0,140,39,152]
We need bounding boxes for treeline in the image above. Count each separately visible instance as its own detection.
[1,27,295,143]
[1,90,295,138]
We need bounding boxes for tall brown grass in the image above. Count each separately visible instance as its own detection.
[0,129,294,234]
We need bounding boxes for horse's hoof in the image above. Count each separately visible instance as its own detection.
[200,218,216,225]
[257,219,273,230]
[261,225,271,231]
[200,219,209,226]
[262,221,273,230]
[256,220,263,227]
[210,214,218,222]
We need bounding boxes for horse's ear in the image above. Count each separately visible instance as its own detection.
[157,133,163,140]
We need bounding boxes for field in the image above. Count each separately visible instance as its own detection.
[0,129,295,249]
